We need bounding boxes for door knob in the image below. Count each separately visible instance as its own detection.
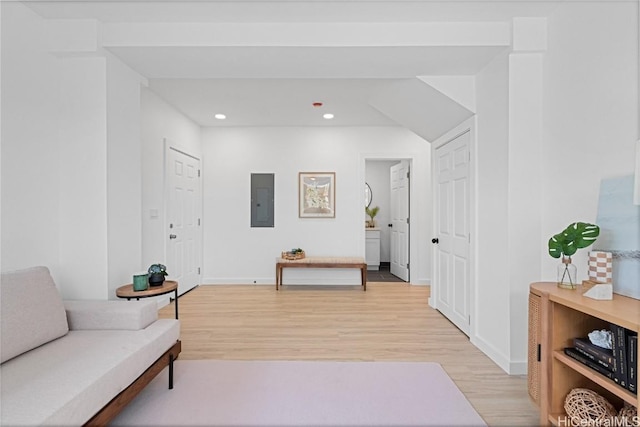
[388,224,393,227]
[169,234,177,239]
[431,238,439,244]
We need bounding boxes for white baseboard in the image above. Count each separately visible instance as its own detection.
[202,278,274,285]
[470,334,528,375]
[471,334,511,374]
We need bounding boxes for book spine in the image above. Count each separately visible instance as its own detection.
[573,346,614,371]
[610,323,629,389]
[564,348,615,380]
[573,338,615,365]
[629,334,637,394]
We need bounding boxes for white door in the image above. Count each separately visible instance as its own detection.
[166,146,201,296]
[434,131,471,335]
[390,160,410,281]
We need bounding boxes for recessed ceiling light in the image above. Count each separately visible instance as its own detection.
[323,113,334,120]
[214,113,226,120]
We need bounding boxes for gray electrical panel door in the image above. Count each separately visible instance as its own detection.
[251,173,274,227]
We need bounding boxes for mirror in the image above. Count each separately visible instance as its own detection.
[365,183,372,208]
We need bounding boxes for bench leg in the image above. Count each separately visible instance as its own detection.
[362,266,367,291]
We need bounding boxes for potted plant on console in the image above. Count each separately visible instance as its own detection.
[365,206,380,228]
[548,222,599,289]
[148,263,168,287]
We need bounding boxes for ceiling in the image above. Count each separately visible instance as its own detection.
[25,1,562,128]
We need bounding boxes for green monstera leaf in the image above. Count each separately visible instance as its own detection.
[548,233,567,258]
[548,222,600,259]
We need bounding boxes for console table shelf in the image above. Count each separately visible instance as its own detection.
[529,282,639,426]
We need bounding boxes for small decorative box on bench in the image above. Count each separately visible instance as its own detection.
[281,250,305,260]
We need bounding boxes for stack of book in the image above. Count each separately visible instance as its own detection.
[564,324,637,394]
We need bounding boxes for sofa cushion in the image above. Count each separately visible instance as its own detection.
[64,300,158,330]
[0,319,180,426]
[1,266,69,363]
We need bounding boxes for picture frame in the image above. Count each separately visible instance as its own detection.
[299,172,336,218]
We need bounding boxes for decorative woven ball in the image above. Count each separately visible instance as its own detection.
[564,388,617,425]
[618,403,637,427]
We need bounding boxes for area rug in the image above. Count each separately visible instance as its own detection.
[110,360,486,426]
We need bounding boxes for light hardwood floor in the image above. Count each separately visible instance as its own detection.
[159,282,539,426]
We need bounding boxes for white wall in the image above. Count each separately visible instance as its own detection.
[365,160,399,263]
[140,88,202,271]
[1,2,62,277]
[542,1,638,278]
[56,56,109,299]
[474,51,511,369]
[106,52,145,298]
[201,126,430,284]
[471,3,637,374]
[2,2,148,299]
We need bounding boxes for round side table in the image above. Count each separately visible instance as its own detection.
[116,280,179,319]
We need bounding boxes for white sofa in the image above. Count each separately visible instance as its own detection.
[0,266,181,426]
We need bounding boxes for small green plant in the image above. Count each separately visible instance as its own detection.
[548,222,600,259]
[365,206,380,222]
[290,248,304,254]
[148,263,168,276]
[548,222,599,288]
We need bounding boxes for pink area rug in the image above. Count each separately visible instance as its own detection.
[111,360,486,426]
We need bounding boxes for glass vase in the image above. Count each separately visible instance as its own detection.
[557,256,578,289]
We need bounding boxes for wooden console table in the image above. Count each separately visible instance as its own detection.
[529,282,639,426]
[275,257,367,291]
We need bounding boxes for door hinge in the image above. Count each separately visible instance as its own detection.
[198,218,201,226]
[406,171,410,179]
[198,267,201,275]
[406,218,409,224]
[537,344,541,362]
[198,169,201,177]
[406,263,409,269]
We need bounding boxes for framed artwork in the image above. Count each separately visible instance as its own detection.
[299,172,336,218]
[594,175,640,299]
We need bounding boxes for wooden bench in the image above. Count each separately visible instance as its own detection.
[275,256,367,291]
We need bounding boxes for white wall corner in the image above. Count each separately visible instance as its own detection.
[512,17,548,52]
[46,19,98,53]
[509,359,528,376]
[417,76,476,113]
[369,79,474,142]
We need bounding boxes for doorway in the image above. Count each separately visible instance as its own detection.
[365,159,411,282]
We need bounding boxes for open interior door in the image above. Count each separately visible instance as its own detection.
[390,160,410,281]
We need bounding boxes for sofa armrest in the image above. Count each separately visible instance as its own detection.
[64,300,158,331]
